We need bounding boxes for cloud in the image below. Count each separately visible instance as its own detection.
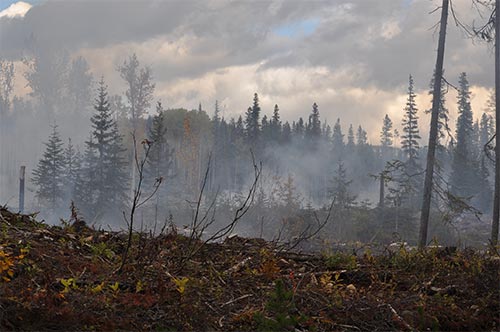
[0,1,31,18]
[0,0,496,144]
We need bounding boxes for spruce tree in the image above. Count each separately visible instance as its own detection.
[427,70,450,146]
[329,159,356,209]
[380,114,394,148]
[282,121,291,143]
[346,124,355,149]
[307,102,321,140]
[450,72,477,198]
[63,138,81,201]
[32,124,66,213]
[261,114,271,143]
[293,117,305,139]
[85,78,128,218]
[356,125,368,146]
[147,102,174,184]
[245,93,261,145]
[270,104,282,142]
[74,135,98,215]
[331,118,344,154]
[401,75,421,167]
[479,112,493,149]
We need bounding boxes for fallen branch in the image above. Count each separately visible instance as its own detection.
[221,294,253,308]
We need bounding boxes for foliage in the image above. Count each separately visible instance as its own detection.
[254,279,306,331]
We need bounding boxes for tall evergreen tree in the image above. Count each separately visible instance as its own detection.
[62,138,81,201]
[32,124,66,213]
[427,70,450,146]
[307,102,321,141]
[293,117,305,140]
[270,104,282,142]
[245,93,261,145]
[147,102,174,183]
[479,112,493,148]
[85,78,128,219]
[261,114,271,143]
[322,123,332,141]
[346,124,355,149]
[282,121,291,143]
[380,114,394,148]
[331,118,344,154]
[356,125,368,146]
[401,75,421,166]
[74,135,97,216]
[329,159,356,209]
[450,72,477,198]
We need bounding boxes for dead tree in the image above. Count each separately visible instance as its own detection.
[493,0,499,246]
[419,0,449,248]
[118,134,162,272]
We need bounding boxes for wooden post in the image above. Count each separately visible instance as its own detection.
[379,172,385,208]
[19,165,25,213]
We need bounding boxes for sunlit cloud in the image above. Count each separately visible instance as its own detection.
[0,1,31,18]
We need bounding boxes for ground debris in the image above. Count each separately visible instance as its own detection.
[0,208,499,331]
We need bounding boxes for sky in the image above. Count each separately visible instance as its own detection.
[0,0,497,143]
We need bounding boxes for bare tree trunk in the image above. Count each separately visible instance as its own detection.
[419,0,449,248]
[379,172,385,208]
[491,0,500,246]
[19,166,25,213]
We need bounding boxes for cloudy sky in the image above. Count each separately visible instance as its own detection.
[0,0,496,143]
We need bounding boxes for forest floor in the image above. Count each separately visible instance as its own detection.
[0,207,499,331]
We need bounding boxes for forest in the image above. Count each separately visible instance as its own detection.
[0,49,497,247]
[0,0,499,331]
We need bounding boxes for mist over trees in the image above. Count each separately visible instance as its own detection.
[0,0,498,248]
[0,48,495,247]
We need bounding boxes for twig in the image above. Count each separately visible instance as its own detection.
[220,294,253,307]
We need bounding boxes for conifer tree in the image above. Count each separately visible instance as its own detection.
[270,104,282,142]
[282,121,291,143]
[356,125,368,146]
[293,117,305,139]
[245,93,261,145]
[329,159,356,209]
[427,70,450,145]
[401,75,421,166]
[346,124,355,149]
[380,114,394,148]
[307,102,321,140]
[63,138,81,201]
[32,124,66,213]
[147,102,174,184]
[450,72,477,198]
[261,114,271,143]
[74,135,96,215]
[277,173,302,210]
[85,78,128,218]
[479,112,493,149]
[331,118,344,154]
[322,123,332,141]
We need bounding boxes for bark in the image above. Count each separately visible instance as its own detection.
[419,0,449,248]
